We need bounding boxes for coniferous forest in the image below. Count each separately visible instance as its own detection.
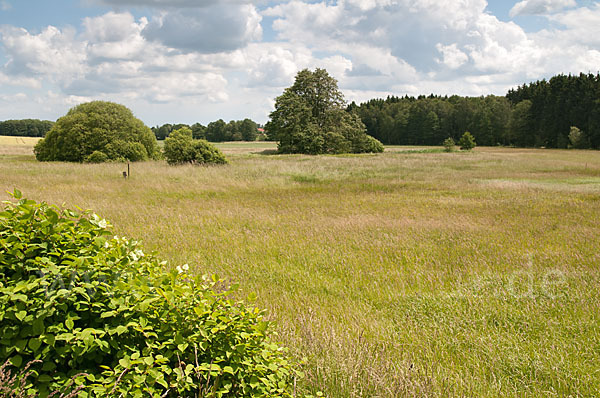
[2,74,599,149]
[351,73,600,149]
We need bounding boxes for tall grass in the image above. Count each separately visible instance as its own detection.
[1,145,599,397]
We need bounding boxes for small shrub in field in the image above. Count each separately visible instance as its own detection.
[357,135,385,154]
[0,190,300,397]
[443,137,455,152]
[85,151,109,164]
[568,126,588,149]
[163,127,227,165]
[458,131,476,151]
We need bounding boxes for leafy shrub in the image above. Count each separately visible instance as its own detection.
[358,135,385,154]
[85,151,109,164]
[34,101,160,163]
[0,190,300,397]
[443,137,455,152]
[568,126,588,149]
[163,127,227,165]
[458,131,476,151]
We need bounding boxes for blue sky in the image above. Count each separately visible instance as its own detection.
[0,0,599,125]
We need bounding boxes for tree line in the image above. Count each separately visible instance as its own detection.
[350,73,600,149]
[506,73,600,148]
[152,119,262,142]
[0,119,54,137]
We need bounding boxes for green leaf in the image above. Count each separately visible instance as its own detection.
[15,310,27,321]
[28,338,42,352]
[10,355,23,368]
[115,325,127,335]
[119,358,131,368]
[38,374,53,383]
[100,311,116,318]
[42,361,57,371]
[177,343,188,353]
[33,318,45,335]
[65,318,74,330]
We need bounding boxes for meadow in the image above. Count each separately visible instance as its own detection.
[1,142,599,397]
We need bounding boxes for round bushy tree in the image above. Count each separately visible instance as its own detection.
[458,131,476,151]
[265,68,384,155]
[0,191,301,397]
[34,101,160,162]
[443,137,455,152]
[163,127,227,165]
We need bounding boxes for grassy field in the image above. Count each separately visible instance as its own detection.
[1,142,599,397]
[0,136,40,156]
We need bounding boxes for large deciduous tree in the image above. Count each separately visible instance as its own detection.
[265,68,384,154]
[34,101,160,162]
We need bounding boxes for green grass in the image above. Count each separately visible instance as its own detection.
[1,144,600,397]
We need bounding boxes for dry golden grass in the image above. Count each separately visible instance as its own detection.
[1,144,600,397]
[0,136,39,156]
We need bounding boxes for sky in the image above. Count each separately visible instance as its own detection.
[0,0,599,126]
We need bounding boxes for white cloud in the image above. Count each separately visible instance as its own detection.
[1,1,599,124]
[83,12,148,62]
[142,4,262,53]
[1,1,11,11]
[260,0,600,101]
[436,43,469,69]
[0,12,235,119]
[93,0,245,7]
[0,72,41,89]
[83,12,145,43]
[509,0,576,17]
[243,42,313,87]
[545,4,600,46]
[0,25,87,85]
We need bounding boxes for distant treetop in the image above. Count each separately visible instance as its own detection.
[0,119,54,137]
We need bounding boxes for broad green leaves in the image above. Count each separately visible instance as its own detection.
[0,194,301,397]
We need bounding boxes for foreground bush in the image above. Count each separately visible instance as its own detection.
[163,127,227,165]
[34,101,160,163]
[0,191,299,397]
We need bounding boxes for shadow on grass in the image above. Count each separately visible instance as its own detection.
[253,149,279,155]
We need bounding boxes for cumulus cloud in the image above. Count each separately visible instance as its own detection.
[264,0,533,81]
[0,25,87,84]
[436,43,469,69]
[0,12,234,109]
[545,3,600,46]
[509,0,576,17]
[92,0,244,7]
[83,12,148,62]
[261,0,600,100]
[242,43,313,87]
[0,72,41,89]
[142,4,262,53]
[1,1,599,124]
